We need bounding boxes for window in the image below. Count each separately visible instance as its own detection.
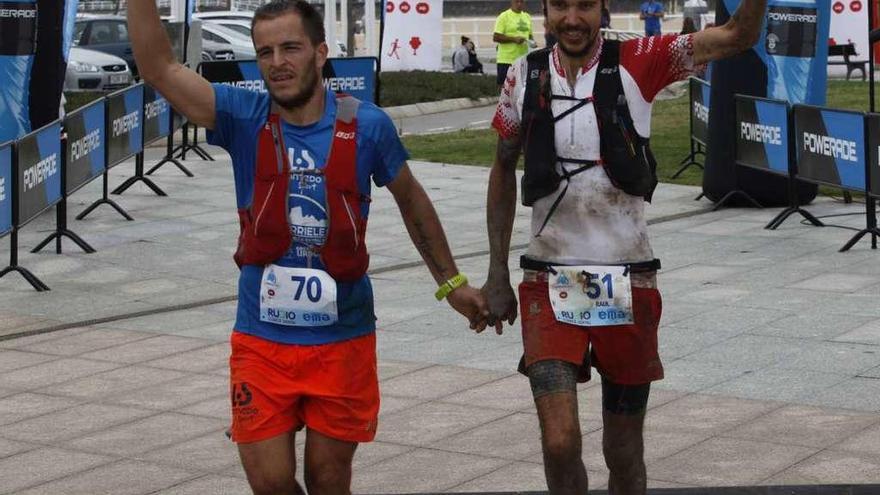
[73,22,87,46]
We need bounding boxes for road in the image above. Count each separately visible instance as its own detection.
[392,103,498,136]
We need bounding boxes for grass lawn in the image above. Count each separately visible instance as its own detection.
[402,80,874,187]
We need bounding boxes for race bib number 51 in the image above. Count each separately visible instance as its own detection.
[260,265,338,327]
[548,265,633,327]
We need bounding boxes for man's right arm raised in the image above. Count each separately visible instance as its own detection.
[128,0,216,130]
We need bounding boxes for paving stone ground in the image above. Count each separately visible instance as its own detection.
[1,145,879,493]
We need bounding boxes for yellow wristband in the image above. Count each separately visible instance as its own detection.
[434,273,468,301]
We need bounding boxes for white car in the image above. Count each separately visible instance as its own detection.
[201,22,256,60]
[65,46,132,92]
[195,11,348,56]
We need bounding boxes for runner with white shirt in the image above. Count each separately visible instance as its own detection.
[482,0,769,492]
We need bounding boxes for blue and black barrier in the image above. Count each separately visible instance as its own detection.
[200,57,381,104]
[735,94,823,230]
[675,77,710,180]
[793,104,877,251]
[113,85,177,195]
[0,121,62,291]
[143,85,192,178]
[31,98,105,255]
[77,83,145,221]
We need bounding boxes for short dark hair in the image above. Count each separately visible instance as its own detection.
[252,0,326,46]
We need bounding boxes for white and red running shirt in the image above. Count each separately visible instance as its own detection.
[492,34,700,265]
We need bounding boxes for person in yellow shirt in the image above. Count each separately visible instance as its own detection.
[493,0,534,86]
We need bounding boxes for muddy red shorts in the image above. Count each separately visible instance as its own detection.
[518,273,664,385]
[229,331,379,444]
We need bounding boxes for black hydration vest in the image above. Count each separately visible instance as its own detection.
[521,41,658,234]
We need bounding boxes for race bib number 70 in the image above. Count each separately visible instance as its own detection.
[548,265,633,327]
[260,265,338,327]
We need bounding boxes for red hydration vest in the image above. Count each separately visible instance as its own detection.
[233,95,370,282]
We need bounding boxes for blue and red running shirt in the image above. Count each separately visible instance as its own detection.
[208,85,408,345]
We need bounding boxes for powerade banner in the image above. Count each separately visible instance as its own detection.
[0,142,12,236]
[703,0,828,206]
[0,1,38,143]
[200,57,380,103]
[735,95,789,176]
[0,0,78,143]
[868,114,880,197]
[16,120,61,226]
[106,84,144,168]
[64,98,105,194]
[794,105,866,192]
[143,85,172,145]
[690,77,710,145]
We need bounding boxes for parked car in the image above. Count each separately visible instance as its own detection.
[72,15,137,76]
[201,22,256,60]
[65,46,132,92]
[194,11,348,55]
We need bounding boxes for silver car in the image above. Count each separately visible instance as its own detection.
[201,22,256,60]
[64,46,132,92]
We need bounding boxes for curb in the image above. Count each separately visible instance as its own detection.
[146,96,500,148]
[382,96,499,119]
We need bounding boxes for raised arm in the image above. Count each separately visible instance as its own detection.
[692,0,767,65]
[127,0,216,129]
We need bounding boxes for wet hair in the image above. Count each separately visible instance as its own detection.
[252,0,326,45]
[680,16,697,34]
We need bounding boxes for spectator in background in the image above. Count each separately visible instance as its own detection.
[640,0,664,36]
[493,0,533,87]
[453,36,471,72]
[466,39,484,73]
[681,16,697,34]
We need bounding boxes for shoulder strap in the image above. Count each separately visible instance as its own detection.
[325,94,361,192]
[594,39,623,111]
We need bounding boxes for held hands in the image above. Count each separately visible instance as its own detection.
[481,275,518,335]
[446,284,492,333]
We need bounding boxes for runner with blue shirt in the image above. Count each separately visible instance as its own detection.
[127,1,490,493]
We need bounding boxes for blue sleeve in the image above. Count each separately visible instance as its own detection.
[206,84,266,151]
[359,104,409,187]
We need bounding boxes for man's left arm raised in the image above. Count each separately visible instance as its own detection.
[691,0,767,65]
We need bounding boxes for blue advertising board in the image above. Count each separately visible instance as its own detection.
[794,105,866,192]
[15,120,62,226]
[735,95,790,176]
[143,85,172,145]
[200,57,379,103]
[65,98,106,194]
[106,83,145,167]
[0,141,12,236]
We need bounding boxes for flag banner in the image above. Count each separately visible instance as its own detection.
[690,77,711,145]
[702,0,828,206]
[380,0,442,71]
[1,0,78,143]
[201,58,379,103]
[106,83,144,168]
[829,0,869,61]
[65,98,105,195]
[794,104,866,192]
[0,0,38,142]
[0,141,12,237]
[15,120,61,226]
[735,95,790,177]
